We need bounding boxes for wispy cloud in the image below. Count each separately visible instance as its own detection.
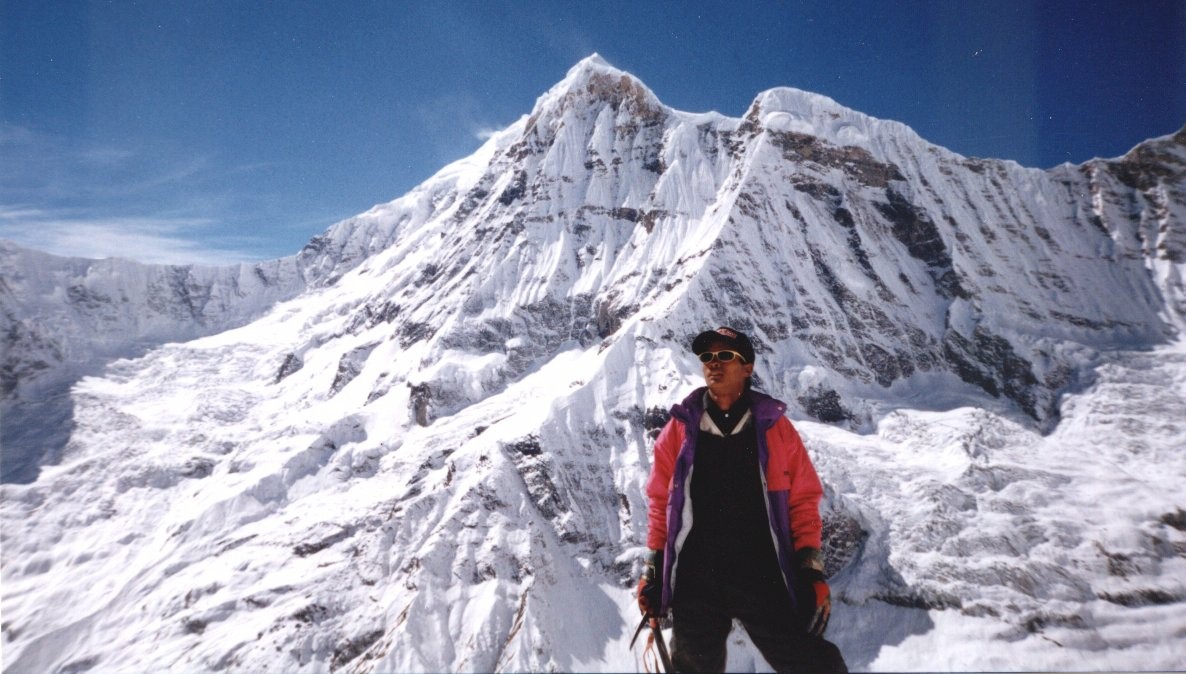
[413,93,514,166]
[0,206,260,266]
[0,123,273,265]
[473,127,504,142]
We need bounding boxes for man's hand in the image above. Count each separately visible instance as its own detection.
[795,547,831,637]
[797,566,831,636]
[637,549,663,617]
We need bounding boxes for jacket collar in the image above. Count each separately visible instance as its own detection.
[673,386,786,426]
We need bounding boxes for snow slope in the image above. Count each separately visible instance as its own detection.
[2,55,1184,672]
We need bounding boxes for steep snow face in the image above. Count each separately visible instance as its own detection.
[727,96,1183,426]
[2,55,1185,672]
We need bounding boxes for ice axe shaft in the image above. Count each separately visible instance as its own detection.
[629,613,648,649]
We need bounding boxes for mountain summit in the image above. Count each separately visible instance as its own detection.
[2,57,1185,671]
[543,53,662,109]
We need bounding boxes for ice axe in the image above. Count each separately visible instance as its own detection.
[630,613,673,673]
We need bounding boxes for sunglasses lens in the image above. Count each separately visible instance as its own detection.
[699,351,740,363]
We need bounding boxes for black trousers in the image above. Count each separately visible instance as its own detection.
[670,576,847,674]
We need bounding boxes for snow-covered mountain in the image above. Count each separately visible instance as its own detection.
[1,187,443,483]
[2,55,1184,672]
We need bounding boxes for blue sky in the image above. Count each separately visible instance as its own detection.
[2,1,1184,265]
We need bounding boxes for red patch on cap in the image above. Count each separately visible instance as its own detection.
[717,328,737,338]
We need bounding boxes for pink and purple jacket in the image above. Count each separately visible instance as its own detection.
[645,387,824,613]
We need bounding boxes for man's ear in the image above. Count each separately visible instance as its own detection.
[743,363,754,376]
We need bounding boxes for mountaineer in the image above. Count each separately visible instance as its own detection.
[637,327,847,673]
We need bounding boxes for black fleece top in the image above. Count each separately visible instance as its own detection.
[675,394,787,601]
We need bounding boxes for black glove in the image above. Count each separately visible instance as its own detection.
[636,549,664,617]
[794,548,831,637]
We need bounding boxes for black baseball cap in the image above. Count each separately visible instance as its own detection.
[691,326,755,363]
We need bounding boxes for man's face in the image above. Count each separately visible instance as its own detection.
[700,340,754,392]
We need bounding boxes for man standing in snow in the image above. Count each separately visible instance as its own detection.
[637,327,847,673]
